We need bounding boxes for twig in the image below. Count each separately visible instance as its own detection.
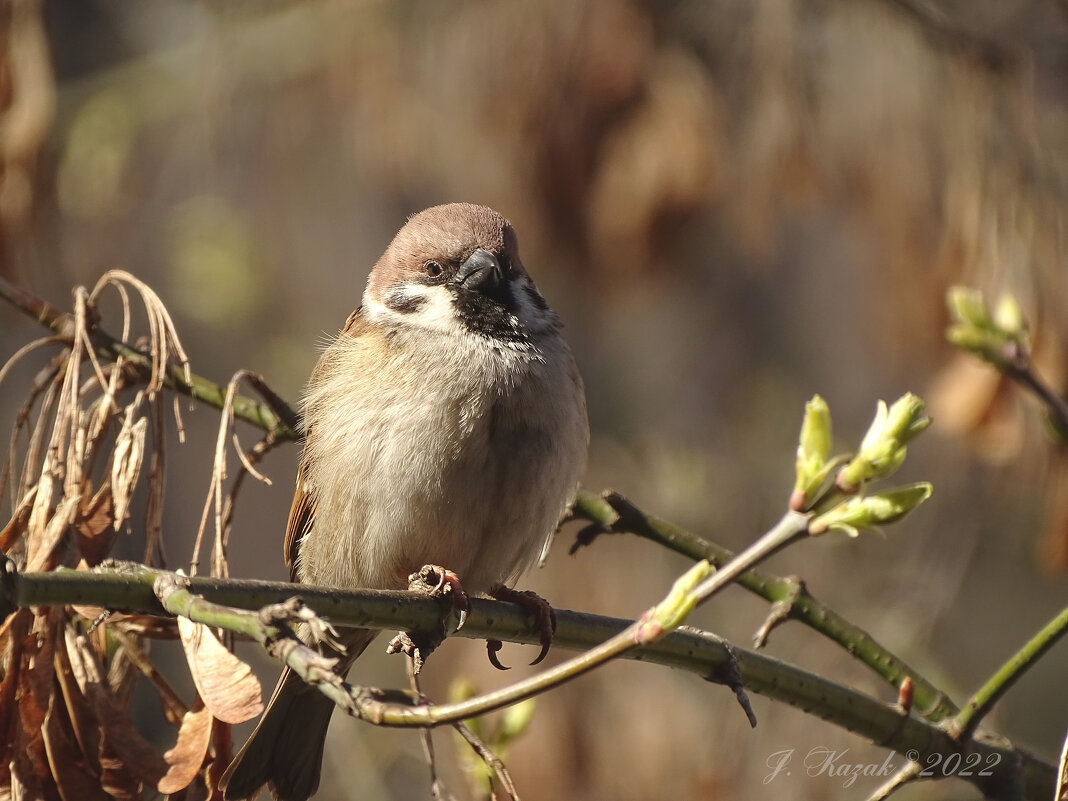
[945,604,1068,743]
[407,663,463,801]
[945,286,1068,438]
[866,759,922,801]
[569,489,958,720]
[1004,361,1068,441]
[1,563,1056,800]
[452,721,521,801]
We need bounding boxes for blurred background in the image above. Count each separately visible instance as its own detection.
[1,0,1067,798]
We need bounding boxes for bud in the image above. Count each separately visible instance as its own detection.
[837,394,930,491]
[792,395,834,511]
[947,285,990,329]
[638,559,713,643]
[992,293,1026,341]
[499,699,537,742]
[809,483,933,536]
[945,286,1029,370]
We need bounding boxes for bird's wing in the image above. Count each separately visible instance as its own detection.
[283,449,316,580]
[284,306,366,579]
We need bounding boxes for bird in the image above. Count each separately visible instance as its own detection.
[219,203,589,801]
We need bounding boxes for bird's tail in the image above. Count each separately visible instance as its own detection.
[219,628,376,801]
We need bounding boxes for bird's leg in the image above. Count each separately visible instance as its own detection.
[386,564,471,674]
[485,584,557,670]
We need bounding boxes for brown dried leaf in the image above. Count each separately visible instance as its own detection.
[207,720,233,799]
[26,494,79,572]
[158,697,212,794]
[111,411,147,530]
[0,486,36,551]
[26,610,60,710]
[167,775,211,801]
[72,483,118,566]
[110,630,187,727]
[11,717,51,801]
[52,625,100,775]
[0,609,31,776]
[64,629,168,788]
[176,617,262,724]
[15,647,58,801]
[98,731,142,801]
[42,693,110,801]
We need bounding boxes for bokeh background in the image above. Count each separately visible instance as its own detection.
[2,1,1067,799]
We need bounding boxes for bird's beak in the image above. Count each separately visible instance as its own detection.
[455,248,502,292]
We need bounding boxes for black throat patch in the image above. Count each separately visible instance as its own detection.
[451,280,529,344]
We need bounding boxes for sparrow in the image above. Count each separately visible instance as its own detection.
[219,203,589,801]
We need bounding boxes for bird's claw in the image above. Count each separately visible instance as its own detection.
[489,585,557,667]
[486,638,508,670]
[386,630,435,674]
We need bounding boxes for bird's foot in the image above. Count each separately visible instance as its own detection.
[408,564,471,629]
[386,564,471,674]
[485,585,557,670]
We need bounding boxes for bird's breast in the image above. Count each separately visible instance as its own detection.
[297,328,586,594]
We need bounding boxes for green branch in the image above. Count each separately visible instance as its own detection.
[570,489,958,721]
[948,604,1068,742]
[0,562,1055,799]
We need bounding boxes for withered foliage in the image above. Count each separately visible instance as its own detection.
[0,272,268,799]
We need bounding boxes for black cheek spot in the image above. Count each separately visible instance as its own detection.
[384,290,428,314]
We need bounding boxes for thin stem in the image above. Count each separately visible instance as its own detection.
[949,604,1068,741]
[691,510,809,604]
[570,489,958,720]
[1005,361,1068,438]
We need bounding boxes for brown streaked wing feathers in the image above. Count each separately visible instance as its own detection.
[284,457,315,579]
[283,307,367,578]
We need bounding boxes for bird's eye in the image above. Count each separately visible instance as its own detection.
[423,260,443,278]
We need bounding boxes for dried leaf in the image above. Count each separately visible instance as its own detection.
[52,626,100,776]
[65,630,168,788]
[26,494,79,573]
[0,609,31,775]
[98,731,142,801]
[26,610,60,710]
[176,617,262,724]
[158,697,212,794]
[110,630,187,727]
[0,486,36,551]
[42,694,110,801]
[207,720,233,798]
[167,774,211,801]
[111,411,147,530]
[72,483,118,566]
[14,650,56,801]
[26,464,56,552]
